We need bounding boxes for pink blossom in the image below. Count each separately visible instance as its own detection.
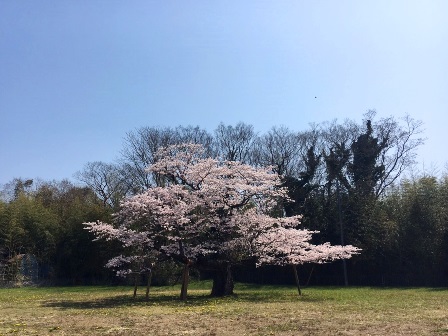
[85,143,360,276]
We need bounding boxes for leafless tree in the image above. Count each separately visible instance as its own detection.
[75,162,129,208]
[371,113,424,197]
[214,122,256,163]
[120,126,214,191]
[120,127,176,191]
[175,125,214,157]
[252,126,301,176]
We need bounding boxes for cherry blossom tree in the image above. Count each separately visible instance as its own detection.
[85,219,157,300]
[254,226,360,294]
[85,184,195,299]
[148,144,294,296]
[85,143,360,299]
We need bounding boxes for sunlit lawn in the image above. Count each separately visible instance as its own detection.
[0,282,447,335]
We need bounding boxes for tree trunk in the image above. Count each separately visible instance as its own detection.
[178,240,191,301]
[180,263,189,301]
[133,273,138,299]
[292,264,302,296]
[306,265,315,287]
[145,271,152,301]
[211,263,234,297]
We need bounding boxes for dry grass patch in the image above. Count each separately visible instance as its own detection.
[0,283,447,335]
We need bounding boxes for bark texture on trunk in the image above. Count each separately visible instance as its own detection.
[292,264,302,296]
[180,263,190,301]
[145,271,152,301]
[133,273,138,299]
[211,263,234,297]
[177,241,192,301]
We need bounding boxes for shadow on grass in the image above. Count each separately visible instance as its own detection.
[426,287,448,292]
[42,289,326,310]
[42,293,211,310]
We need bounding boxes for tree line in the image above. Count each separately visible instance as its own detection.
[2,111,447,287]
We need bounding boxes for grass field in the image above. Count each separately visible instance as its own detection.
[0,282,447,335]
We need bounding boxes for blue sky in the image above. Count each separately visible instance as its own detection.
[1,1,447,185]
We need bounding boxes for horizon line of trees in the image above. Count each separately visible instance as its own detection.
[2,111,448,287]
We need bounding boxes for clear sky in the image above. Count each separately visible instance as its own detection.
[1,1,447,185]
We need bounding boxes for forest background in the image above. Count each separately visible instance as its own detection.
[2,113,447,288]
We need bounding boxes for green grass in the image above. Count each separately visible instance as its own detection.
[0,282,447,335]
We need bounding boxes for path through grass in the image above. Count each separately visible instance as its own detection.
[0,282,447,335]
